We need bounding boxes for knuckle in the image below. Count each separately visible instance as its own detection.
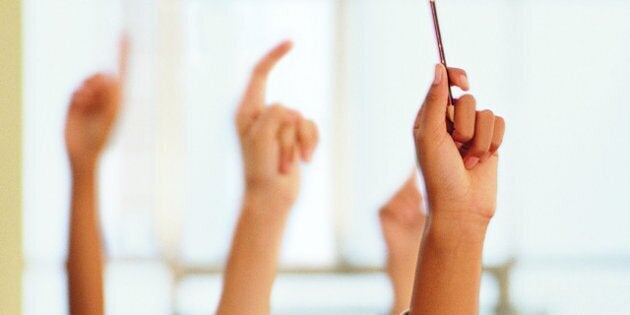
[495,115,505,126]
[469,146,486,157]
[268,103,282,110]
[425,91,441,104]
[478,109,494,118]
[458,94,476,105]
[453,129,473,143]
[267,104,285,115]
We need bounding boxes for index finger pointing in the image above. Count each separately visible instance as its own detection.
[236,41,293,134]
[252,40,293,82]
[240,40,293,113]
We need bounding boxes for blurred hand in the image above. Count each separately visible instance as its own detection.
[65,39,128,171]
[414,64,505,221]
[379,171,426,315]
[236,41,319,213]
[380,171,425,257]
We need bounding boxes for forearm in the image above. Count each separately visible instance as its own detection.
[409,212,489,315]
[217,194,290,315]
[67,165,104,315]
[389,254,418,315]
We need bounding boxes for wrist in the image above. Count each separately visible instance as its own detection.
[232,195,291,257]
[71,162,97,184]
[243,183,295,213]
[241,189,293,224]
[424,210,490,249]
[70,157,98,176]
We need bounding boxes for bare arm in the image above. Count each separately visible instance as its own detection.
[217,194,291,314]
[380,173,425,315]
[67,164,104,315]
[382,65,470,315]
[411,214,489,314]
[65,39,127,315]
[410,64,506,314]
[217,41,319,315]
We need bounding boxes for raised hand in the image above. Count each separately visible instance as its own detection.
[380,172,425,257]
[65,38,129,315]
[379,172,426,315]
[414,64,505,221]
[409,64,506,315]
[218,41,319,315]
[235,40,319,212]
[65,38,128,171]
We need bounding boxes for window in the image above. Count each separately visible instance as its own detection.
[24,0,630,314]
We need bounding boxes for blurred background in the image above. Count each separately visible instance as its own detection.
[15,0,630,314]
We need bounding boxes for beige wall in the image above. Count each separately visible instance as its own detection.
[0,0,23,313]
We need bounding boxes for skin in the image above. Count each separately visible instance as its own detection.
[382,66,470,315]
[217,41,319,315]
[409,64,506,315]
[379,172,426,315]
[65,39,128,315]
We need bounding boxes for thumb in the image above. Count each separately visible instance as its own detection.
[415,64,449,132]
[237,40,293,134]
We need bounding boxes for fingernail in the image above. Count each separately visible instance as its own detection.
[460,75,469,90]
[464,156,480,169]
[433,64,443,85]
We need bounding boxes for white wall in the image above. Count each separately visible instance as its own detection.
[23,0,630,314]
